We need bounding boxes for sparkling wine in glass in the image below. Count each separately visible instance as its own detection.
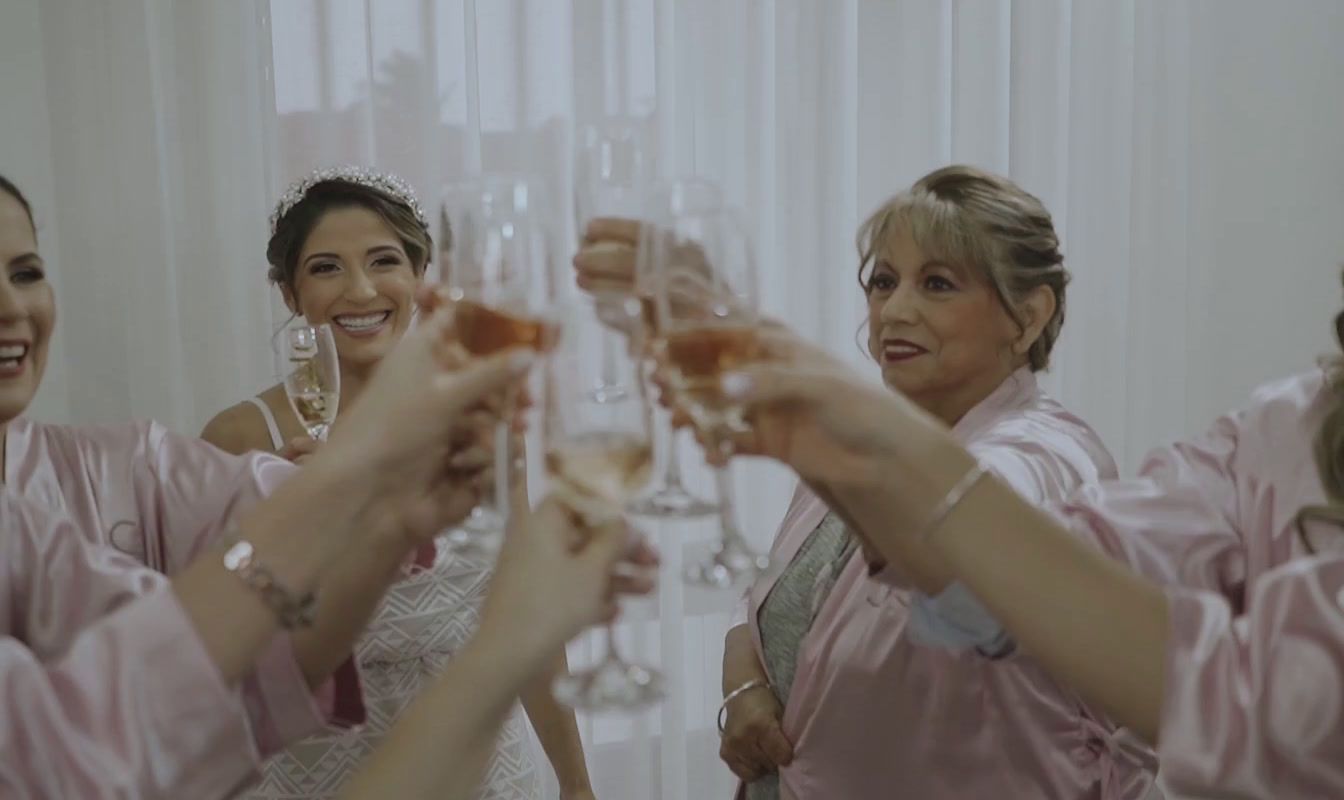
[650,204,771,590]
[574,118,652,403]
[439,176,557,557]
[545,297,664,712]
[283,322,340,441]
[452,298,559,356]
[625,179,724,519]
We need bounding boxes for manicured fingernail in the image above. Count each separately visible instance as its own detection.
[720,371,752,398]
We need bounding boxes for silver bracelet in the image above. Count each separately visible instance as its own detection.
[919,461,990,543]
[221,539,317,629]
[717,678,773,735]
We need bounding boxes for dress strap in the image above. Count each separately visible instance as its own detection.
[246,397,286,452]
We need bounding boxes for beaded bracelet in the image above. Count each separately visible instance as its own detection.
[221,539,317,629]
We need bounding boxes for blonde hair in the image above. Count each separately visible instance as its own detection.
[857,165,1068,371]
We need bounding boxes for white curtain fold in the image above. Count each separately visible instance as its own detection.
[5,1,1344,798]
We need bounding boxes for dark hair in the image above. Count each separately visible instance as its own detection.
[0,173,36,237]
[857,165,1068,371]
[1287,267,1344,559]
[266,180,432,290]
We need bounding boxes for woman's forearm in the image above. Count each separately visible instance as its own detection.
[810,479,957,595]
[339,625,545,800]
[874,433,1168,741]
[290,537,408,687]
[173,457,378,684]
[521,651,593,794]
[722,623,769,695]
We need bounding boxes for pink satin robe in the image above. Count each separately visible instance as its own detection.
[1,490,263,798]
[3,417,364,760]
[1054,369,1344,797]
[743,369,1159,799]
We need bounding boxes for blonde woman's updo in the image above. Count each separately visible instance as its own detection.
[857,165,1068,371]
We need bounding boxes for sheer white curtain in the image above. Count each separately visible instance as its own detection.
[5,0,1344,798]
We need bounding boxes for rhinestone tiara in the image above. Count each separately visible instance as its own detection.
[269,165,429,235]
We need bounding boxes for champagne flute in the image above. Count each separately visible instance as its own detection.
[283,321,340,441]
[626,179,722,519]
[574,118,651,403]
[546,297,664,711]
[438,176,558,557]
[649,204,771,589]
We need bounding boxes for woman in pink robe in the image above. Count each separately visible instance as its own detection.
[0,302,609,799]
[737,369,1157,800]
[713,282,1344,797]
[1,490,269,798]
[575,167,1158,797]
[722,167,1155,799]
[0,171,524,788]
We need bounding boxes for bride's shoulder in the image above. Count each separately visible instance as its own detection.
[200,385,285,456]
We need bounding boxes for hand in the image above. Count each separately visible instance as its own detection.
[574,217,641,296]
[682,326,937,488]
[719,685,793,782]
[574,218,722,333]
[573,222,645,341]
[314,306,536,541]
[278,435,319,465]
[479,495,660,660]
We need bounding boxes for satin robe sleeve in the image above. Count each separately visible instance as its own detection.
[905,431,1102,653]
[136,421,296,571]
[1055,415,1246,598]
[133,423,366,749]
[0,492,260,800]
[1160,554,1344,797]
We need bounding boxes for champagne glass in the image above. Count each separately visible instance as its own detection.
[282,321,340,441]
[648,204,771,589]
[574,118,651,403]
[546,297,664,711]
[626,179,721,519]
[438,176,558,557]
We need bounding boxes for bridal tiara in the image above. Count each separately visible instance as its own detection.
[269,165,428,235]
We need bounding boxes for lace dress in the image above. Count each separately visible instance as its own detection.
[242,545,544,799]
[240,397,543,799]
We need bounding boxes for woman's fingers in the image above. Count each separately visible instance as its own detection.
[573,240,637,284]
[719,740,768,782]
[758,724,795,767]
[278,435,319,463]
[581,217,643,247]
[609,570,657,597]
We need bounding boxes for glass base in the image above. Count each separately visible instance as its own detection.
[552,658,665,712]
[628,484,718,519]
[587,382,631,404]
[683,541,771,590]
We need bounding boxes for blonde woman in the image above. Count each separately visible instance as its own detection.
[718,273,1344,798]
[576,166,1158,799]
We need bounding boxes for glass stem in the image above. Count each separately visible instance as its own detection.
[493,422,510,516]
[601,621,624,663]
[598,334,621,394]
[712,460,746,550]
[493,386,518,516]
[661,421,687,490]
